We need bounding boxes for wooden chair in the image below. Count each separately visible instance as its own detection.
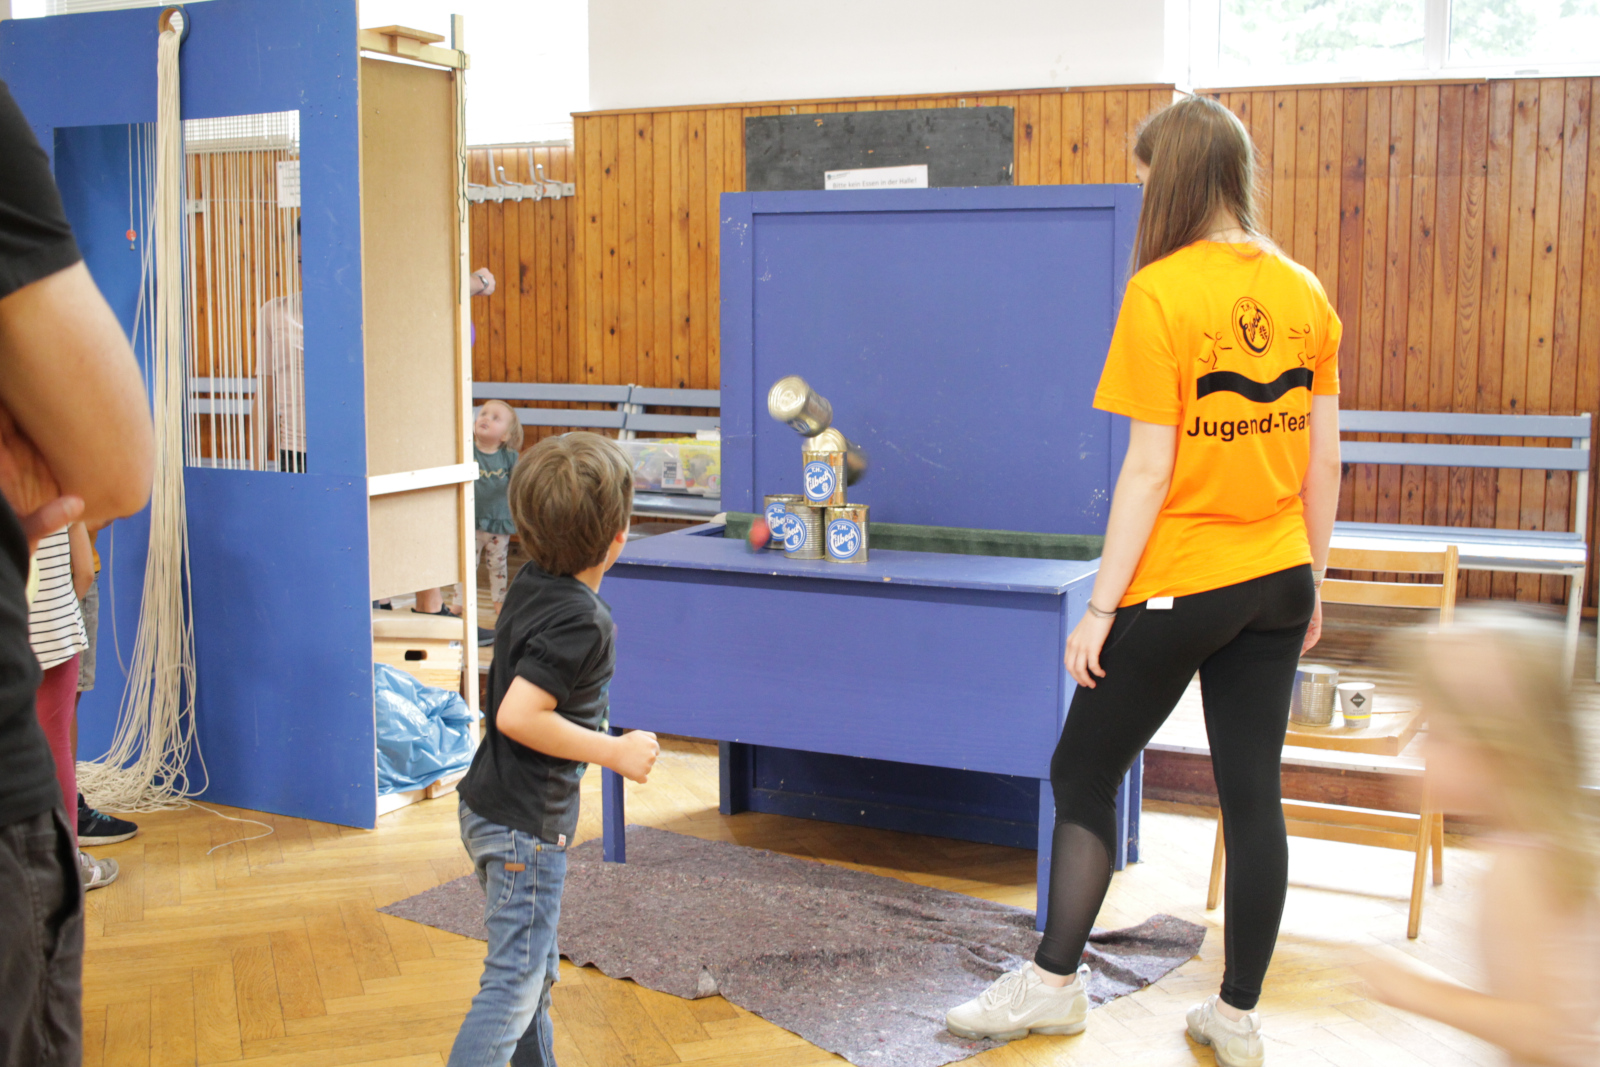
[1207,543,1456,939]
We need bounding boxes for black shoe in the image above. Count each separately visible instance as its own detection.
[373,599,394,610]
[477,627,495,647]
[78,795,138,846]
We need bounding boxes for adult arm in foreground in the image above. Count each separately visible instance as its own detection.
[0,262,153,541]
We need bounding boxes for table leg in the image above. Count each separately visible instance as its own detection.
[602,728,626,863]
[1112,761,1138,871]
[719,741,752,815]
[1035,779,1055,932]
[1563,566,1588,682]
[1126,752,1143,865]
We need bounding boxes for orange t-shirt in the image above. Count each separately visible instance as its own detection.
[1093,241,1341,606]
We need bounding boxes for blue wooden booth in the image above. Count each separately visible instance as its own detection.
[2,0,480,828]
[601,186,1143,928]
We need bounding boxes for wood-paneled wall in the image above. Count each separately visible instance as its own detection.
[1206,80,1599,605]
[467,86,1175,393]
[468,77,1600,606]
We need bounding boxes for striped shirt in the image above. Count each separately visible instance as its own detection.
[29,528,85,671]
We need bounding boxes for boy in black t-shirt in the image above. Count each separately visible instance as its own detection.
[451,432,658,1067]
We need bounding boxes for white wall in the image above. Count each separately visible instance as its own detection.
[353,0,589,145]
[13,0,587,145]
[589,0,1175,112]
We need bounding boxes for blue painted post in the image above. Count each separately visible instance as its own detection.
[718,741,752,815]
[602,728,626,863]
[1112,768,1131,871]
[1127,751,1144,864]
[1035,778,1054,932]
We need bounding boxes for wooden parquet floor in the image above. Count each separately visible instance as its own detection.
[79,731,1507,1067]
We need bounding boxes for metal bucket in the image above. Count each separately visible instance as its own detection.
[1289,664,1340,726]
[768,376,833,436]
[806,427,868,486]
[781,503,824,560]
[825,504,869,563]
[762,494,804,551]
[802,450,847,507]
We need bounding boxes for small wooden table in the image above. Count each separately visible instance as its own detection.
[1286,705,1424,757]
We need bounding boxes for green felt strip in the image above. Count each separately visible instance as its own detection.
[723,513,1102,561]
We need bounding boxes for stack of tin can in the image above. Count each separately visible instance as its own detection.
[764,470,869,564]
[763,375,870,564]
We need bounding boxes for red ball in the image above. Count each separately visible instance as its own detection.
[746,518,770,550]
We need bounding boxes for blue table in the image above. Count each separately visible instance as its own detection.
[600,524,1140,930]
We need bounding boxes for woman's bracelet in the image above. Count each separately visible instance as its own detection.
[1086,600,1118,619]
[1311,568,1326,589]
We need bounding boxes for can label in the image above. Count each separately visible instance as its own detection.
[803,460,838,503]
[764,500,789,528]
[778,514,807,552]
[826,518,863,560]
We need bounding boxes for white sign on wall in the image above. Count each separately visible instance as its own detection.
[276,160,301,209]
[823,164,929,191]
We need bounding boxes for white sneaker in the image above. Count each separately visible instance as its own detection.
[1187,994,1264,1067]
[78,850,118,891]
[945,964,1090,1041]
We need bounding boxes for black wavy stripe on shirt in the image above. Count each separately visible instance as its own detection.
[1196,367,1314,403]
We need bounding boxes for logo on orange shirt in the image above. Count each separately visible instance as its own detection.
[1233,297,1273,355]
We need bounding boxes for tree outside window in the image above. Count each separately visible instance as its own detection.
[1206,0,1600,83]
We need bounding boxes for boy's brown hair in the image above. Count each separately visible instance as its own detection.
[510,432,633,576]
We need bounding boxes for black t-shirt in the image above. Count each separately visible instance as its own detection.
[457,562,615,843]
[0,79,82,826]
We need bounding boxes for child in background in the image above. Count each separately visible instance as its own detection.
[450,432,659,1067]
[1362,612,1600,1066]
[27,526,114,889]
[73,521,137,846]
[459,398,522,621]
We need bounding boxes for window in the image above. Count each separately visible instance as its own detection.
[1194,0,1600,85]
[1220,0,1427,74]
[1450,0,1600,66]
[183,111,303,472]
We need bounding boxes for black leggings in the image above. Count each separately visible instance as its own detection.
[1035,565,1314,1011]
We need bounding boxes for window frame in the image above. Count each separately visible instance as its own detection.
[1188,0,1600,89]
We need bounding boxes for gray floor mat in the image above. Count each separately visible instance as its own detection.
[381,825,1206,1067]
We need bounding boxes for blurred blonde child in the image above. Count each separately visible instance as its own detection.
[1363,611,1600,1066]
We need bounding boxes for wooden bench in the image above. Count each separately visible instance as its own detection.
[470,382,721,520]
[1333,410,1590,676]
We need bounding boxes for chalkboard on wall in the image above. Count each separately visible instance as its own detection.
[745,107,1014,192]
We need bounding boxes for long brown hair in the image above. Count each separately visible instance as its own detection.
[1131,95,1265,272]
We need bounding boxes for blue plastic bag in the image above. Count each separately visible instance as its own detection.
[375,662,481,795]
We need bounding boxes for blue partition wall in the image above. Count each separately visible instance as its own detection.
[721,185,1141,529]
[2,0,379,827]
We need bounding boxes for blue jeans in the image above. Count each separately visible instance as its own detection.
[447,800,568,1067]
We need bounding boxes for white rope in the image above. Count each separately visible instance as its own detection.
[77,24,205,814]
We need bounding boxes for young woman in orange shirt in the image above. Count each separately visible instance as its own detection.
[946,96,1344,1067]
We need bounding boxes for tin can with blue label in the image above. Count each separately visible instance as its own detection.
[824,504,869,564]
[762,494,804,551]
[782,503,824,560]
[806,428,868,487]
[802,450,847,507]
[768,376,833,436]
